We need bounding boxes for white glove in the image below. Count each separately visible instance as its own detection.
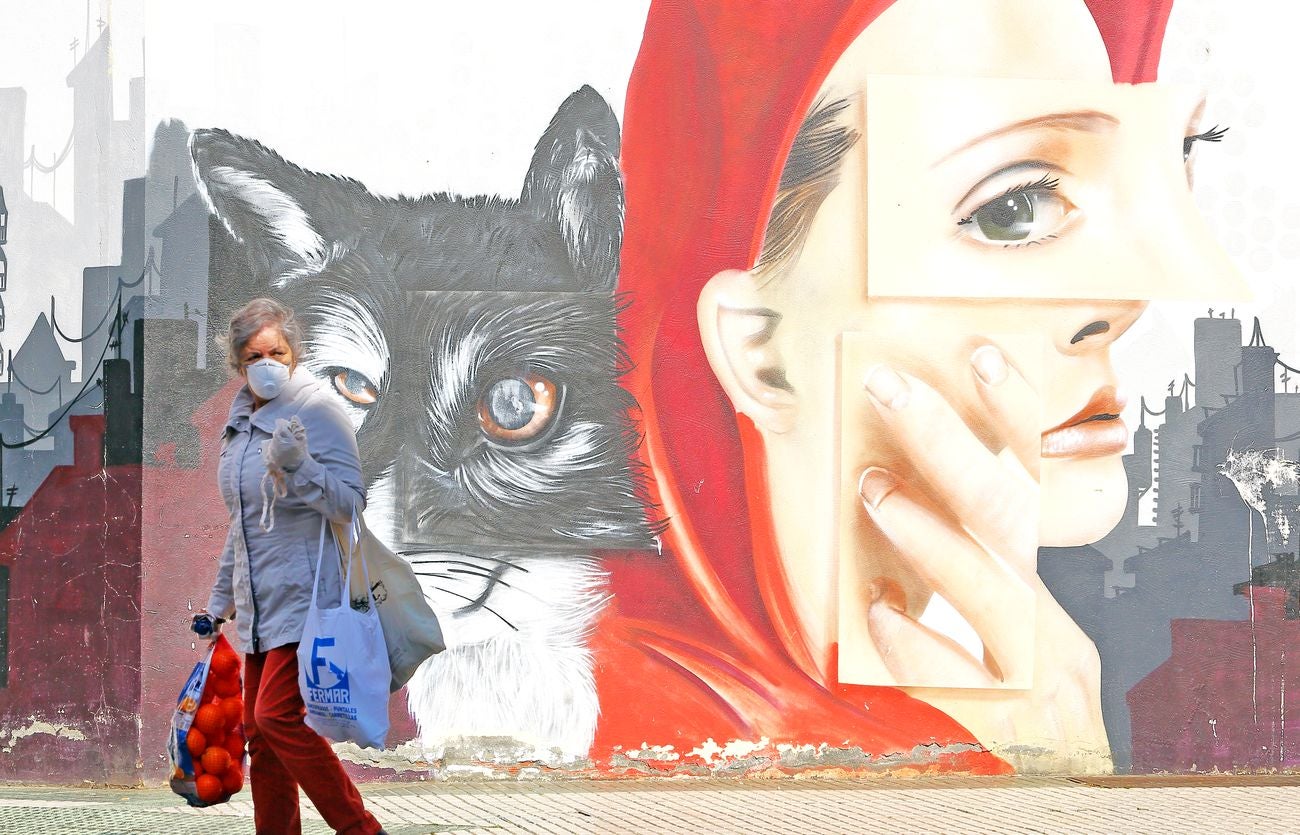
[266,416,309,473]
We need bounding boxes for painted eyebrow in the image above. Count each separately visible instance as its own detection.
[932,110,1120,166]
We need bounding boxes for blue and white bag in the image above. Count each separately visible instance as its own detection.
[297,518,391,749]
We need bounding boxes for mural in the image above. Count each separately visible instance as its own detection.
[187,87,659,758]
[0,13,146,783]
[3,0,1300,784]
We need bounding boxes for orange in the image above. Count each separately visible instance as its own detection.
[214,675,241,698]
[221,764,244,794]
[210,651,238,679]
[201,746,231,776]
[195,773,224,804]
[192,758,205,778]
[194,704,224,738]
[184,728,206,757]
[220,696,244,727]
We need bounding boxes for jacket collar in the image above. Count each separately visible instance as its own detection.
[226,369,319,434]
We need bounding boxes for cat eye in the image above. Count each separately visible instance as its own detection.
[333,368,378,405]
[478,374,560,445]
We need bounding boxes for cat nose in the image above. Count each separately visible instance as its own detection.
[397,454,482,544]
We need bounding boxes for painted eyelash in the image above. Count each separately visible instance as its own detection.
[1004,233,1060,250]
[1184,124,1230,159]
[956,174,1060,226]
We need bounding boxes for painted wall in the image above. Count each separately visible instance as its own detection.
[2,0,1300,784]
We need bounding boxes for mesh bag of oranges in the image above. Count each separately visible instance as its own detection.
[168,634,247,806]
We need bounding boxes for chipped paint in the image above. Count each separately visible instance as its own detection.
[988,742,1113,776]
[1220,449,1298,512]
[331,737,599,778]
[609,739,1000,778]
[623,744,680,762]
[1220,448,1300,527]
[1,721,88,754]
[687,737,769,767]
[1273,508,1292,545]
[328,735,1005,780]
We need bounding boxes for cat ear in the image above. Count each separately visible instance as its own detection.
[190,128,352,286]
[521,85,623,293]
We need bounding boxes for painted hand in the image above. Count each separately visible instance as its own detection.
[267,416,309,473]
[857,346,1111,773]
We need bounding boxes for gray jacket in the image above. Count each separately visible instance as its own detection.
[206,371,365,654]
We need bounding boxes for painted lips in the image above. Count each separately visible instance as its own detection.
[1041,386,1128,459]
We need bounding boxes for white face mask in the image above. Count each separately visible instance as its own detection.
[246,358,291,401]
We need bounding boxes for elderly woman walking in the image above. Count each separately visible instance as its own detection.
[197,298,385,835]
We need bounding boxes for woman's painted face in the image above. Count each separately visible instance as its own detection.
[699,0,1248,677]
[771,0,1243,533]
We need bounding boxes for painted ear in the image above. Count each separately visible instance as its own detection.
[189,128,357,286]
[521,85,623,293]
[698,270,797,434]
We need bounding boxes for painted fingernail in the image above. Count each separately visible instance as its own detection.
[864,365,910,410]
[971,344,1008,386]
[858,466,898,511]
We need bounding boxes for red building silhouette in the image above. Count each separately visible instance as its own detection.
[1128,582,1300,772]
[0,416,141,782]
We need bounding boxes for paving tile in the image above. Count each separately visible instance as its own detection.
[2,777,1299,833]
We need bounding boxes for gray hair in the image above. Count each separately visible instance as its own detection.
[221,297,305,373]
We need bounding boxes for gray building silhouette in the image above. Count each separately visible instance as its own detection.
[1042,313,1300,772]
[67,28,144,263]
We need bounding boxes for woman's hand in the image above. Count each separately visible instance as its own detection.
[267,416,309,473]
[856,347,1112,773]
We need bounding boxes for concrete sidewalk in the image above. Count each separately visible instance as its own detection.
[1,775,1297,834]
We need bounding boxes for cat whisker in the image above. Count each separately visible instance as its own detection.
[428,585,519,631]
[402,552,531,572]
[412,567,499,585]
[448,567,514,588]
[407,558,518,575]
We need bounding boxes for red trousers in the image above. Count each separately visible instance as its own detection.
[244,644,382,835]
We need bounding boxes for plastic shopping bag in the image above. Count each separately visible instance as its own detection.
[168,633,248,807]
[298,517,391,749]
[333,514,445,692]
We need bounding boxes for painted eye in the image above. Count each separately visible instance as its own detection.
[477,375,560,444]
[959,178,1074,246]
[333,369,378,405]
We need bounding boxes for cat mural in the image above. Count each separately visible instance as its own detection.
[190,86,657,758]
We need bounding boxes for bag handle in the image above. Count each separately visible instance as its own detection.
[323,512,378,613]
[311,515,330,610]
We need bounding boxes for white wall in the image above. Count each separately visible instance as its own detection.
[144,1,653,199]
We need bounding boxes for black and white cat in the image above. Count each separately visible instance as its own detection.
[191,87,656,758]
